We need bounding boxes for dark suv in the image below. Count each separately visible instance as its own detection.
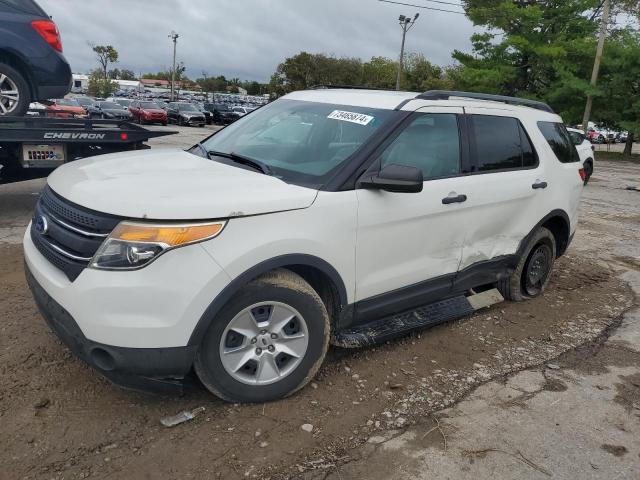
[0,0,71,116]
[204,103,241,125]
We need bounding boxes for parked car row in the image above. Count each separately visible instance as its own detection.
[584,126,629,144]
[36,93,264,128]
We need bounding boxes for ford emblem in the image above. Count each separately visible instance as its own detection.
[35,215,49,235]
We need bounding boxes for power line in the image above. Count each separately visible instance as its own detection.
[378,0,466,15]
[405,0,464,7]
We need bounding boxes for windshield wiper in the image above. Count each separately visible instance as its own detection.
[207,150,273,175]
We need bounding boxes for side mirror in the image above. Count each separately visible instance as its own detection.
[358,164,423,193]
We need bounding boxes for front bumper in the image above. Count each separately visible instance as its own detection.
[26,265,196,394]
[182,116,206,126]
[24,226,232,348]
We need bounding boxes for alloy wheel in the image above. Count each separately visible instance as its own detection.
[0,73,19,115]
[219,301,309,385]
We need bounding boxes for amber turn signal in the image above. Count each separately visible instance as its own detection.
[110,221,226,247]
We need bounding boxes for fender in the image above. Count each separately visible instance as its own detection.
[187,254,348,346]
[517,209,571,258]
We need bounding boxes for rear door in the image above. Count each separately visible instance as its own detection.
[457,108,548,271]
[354,106,471,321]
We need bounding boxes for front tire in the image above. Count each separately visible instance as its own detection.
[498,227,556,302]
[194,269,330,403]
[0,62,30,116]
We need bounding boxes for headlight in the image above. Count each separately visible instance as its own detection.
[90,220,226,270]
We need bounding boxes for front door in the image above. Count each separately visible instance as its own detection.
[354,106,471,322]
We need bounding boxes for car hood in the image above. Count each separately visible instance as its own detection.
[46,149,318,220]
[141,109,166,114]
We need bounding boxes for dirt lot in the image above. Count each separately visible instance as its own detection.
[1,149,639,479]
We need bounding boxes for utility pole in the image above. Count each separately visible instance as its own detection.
[395,13,419,91]
[581,0,610,133]
[168,31,179,101]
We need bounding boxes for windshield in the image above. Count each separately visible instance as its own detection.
[115,99,131,107]
[176,103,198,112]
[140,102,160,109]
[75,97,94,106]
[200,99,393,187]
[99,101,122,109]
[57,99,80,107]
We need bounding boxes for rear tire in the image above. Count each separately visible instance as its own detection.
[0,62,30,116]
[194,269,330,403]
[498,227,556,302]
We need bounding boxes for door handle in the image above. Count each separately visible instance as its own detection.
[442,194,467,204]
[532,181,548,189]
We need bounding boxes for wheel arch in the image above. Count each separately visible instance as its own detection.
[188,254,348,346]
[517,209,571,259]
[0,48,36,99]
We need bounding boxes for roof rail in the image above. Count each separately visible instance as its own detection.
[310,84,397,92]
[416,90,555,113]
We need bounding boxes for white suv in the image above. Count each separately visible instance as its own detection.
[24,89,585,402]
[567,127,595,183]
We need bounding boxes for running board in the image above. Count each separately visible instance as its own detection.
[332,289,504,348]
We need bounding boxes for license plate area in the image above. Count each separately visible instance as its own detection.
[21,144,67,168]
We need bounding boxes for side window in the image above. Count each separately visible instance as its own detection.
[520,123,537,168]
[537,122,580,163]
[469,115,536,171]
[568,130,585,146]
[380,113,460,180]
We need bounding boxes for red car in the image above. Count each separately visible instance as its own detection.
[45,98,87,118]
[129,100,168,125]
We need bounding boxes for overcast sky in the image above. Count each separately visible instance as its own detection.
[38,0,476,82]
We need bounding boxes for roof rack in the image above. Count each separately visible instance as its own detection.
[416,90,555,113]
[310,84,398,92]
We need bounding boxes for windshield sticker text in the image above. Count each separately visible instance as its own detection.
[327,110,374,126]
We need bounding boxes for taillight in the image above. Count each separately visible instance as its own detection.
[31,20,62,52]
[579,168,587,181]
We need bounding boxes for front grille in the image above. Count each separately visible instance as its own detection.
[31,187,122,281]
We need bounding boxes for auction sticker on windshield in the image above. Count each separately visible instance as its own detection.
[327,110,374,126]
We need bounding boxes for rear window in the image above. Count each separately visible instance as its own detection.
[568,130,586,146]
[538,122,580,163]
[469,115,538,172]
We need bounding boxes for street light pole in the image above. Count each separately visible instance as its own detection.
[395,13,419,91]
[168,31,179,101]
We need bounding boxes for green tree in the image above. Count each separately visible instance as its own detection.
[196,75,228,93]
[403,53,455,91]
[119,69,136,81]
[452,0,601,107]
[91,44,118,80]
[362,56,397,89]
[86,69,118,97]
[590,28,640,159]
[270,52,363,93]
[142,64,188,84]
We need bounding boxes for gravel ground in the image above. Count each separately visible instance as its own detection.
[0,136,638,479]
